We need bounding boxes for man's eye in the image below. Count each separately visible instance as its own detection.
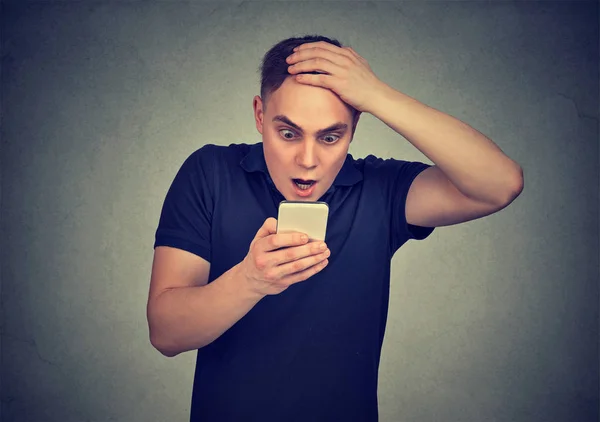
[279,129,296,140]
[323,134,340,143]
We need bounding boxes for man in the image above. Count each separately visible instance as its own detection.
[146,35,523,421]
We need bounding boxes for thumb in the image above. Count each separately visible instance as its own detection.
[253,217,278,241]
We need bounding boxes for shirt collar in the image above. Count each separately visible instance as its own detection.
[240,142,363,191]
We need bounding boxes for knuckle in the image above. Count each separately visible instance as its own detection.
[255,256,267,270]
[285,248,296,260]
[264,269,278,282]
[292,260,303,272]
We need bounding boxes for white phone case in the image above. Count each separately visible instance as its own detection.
[276,201,329,242]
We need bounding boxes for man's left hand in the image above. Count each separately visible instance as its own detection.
[286,41,386,113]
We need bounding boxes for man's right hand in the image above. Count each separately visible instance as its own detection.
[240,217,330,296]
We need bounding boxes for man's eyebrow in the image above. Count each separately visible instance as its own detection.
[272,115,348,135]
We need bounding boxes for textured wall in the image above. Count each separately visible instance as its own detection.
[2,2,598,422]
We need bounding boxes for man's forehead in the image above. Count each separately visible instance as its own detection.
[266,78,352,124]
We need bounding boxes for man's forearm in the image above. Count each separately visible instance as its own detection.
[366,83,523,206]
[147,262,264,357]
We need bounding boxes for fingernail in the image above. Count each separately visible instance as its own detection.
[320,243,327,250]
[301,235,308,242]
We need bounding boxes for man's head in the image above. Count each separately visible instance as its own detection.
[253,35,361,201]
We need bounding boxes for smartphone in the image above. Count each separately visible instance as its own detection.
[276,200,329,242]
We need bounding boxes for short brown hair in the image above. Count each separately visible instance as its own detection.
[258,34,360,124]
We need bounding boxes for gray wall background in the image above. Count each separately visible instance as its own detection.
[2,1,598,421]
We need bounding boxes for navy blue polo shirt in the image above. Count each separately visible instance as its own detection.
[154,142,434,422]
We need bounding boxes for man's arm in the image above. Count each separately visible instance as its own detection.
[285,42,524,227]
[147,218,330,357]
[366,85,524,227]
[147,246,263,357]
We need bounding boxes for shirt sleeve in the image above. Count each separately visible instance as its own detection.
[153,146,214,262]
[367,156,435,255]
[389,159,435,251]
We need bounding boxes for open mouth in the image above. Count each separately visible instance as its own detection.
[293,178,316,190]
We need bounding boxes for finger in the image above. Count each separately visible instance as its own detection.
[272,241,328,266]
[294,73,335,89]
[283,257,330,286]
[288,58,343,77]
[294,41,355,61]
[288,46,354,68]
[253,217,278,240]
[261,231,309,253]
[271,248,331,282]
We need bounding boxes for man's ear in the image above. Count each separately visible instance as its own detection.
[253,96,264,135]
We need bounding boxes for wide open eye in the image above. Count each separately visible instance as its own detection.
[322,134,340,143]
[279,129,296,140]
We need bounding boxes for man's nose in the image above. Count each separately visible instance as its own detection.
[296,140,318,168]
